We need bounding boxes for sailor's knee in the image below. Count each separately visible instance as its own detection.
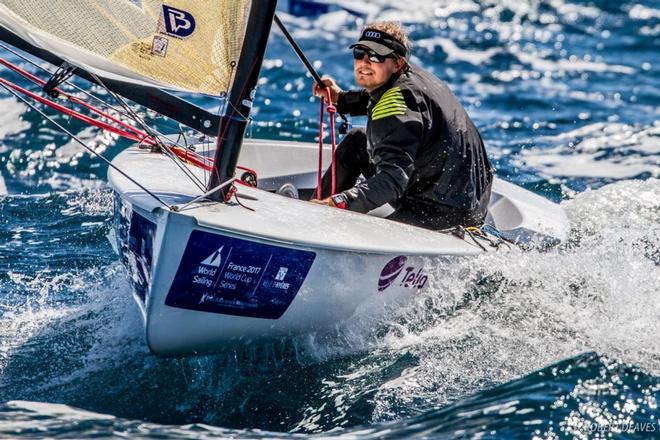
[344,128,366,143]
[335,128,367,162]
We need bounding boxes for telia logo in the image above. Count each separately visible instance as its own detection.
[378,256,429,292]
[378,256,407,291]
[162,5,196,38]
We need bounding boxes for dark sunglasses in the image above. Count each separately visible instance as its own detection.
[352,47,394,63]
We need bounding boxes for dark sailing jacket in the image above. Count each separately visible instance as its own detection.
[336,65,493,221]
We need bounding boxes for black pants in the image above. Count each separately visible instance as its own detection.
[315,128,484,231]
[316,128,375,199]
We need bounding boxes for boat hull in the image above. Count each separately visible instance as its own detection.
[108,139,568,356]
[113,194,444,356]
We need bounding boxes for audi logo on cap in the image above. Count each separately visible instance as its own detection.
[364,31,381,39]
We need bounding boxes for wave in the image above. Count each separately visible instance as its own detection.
[519,122,660,179]
[0,179,657,432]
[1,352,657,438]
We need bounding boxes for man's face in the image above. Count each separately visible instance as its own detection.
[354,49,402,92]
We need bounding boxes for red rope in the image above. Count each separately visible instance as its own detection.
[317,94,324,199]
[0,57,153,143]
[0,58,220,172]
[326,89,337,195]
[0,77,147,143]
[317,88,338,199]
[0,58,264,190]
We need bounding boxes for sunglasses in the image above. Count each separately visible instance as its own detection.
[352,47,395,63]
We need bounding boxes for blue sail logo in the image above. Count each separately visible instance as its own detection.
[162,5,196,38]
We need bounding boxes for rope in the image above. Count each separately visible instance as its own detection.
[316,93,324,199]
[171,177,237,211]
[86,71,207,191]
[0,57,153,143]
[0,51,256,210]
[0,76,148,143]
[0,73,210,189]
[316,88,338,199]
[0,50,213,188]
[327,89,338,195]
[0,42,139,123]
[0,80,171,210]
[211,58,260,190]
[0,58,213,206]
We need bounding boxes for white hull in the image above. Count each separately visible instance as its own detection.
[109,138,568,356]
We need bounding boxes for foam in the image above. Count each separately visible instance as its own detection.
[629,4,660,20]
[0,98,30,141]
[416,37,503,65]
[297,179,659,422]
[520,122,660,179]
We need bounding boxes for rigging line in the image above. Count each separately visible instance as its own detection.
[86,70,211,179]
[0,42,138,122]
[0,76,150,143]
[172,177,236,212]
[87,71,167,143]
[464,227,488,252]
[0,81,171,210]
[224,100,250,122]
[87,71,207,191]
[0,58,212,182]
[0,53,214,176]
[91,72,186,149]
[0,46,212,190]
[0,57,153,142]
[217,62,235,118]
[172,128,212,180]
[211,57,261,186]
[134,127,207,191]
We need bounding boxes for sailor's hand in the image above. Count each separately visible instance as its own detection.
[312,77,341,104]
[310,197,336,207]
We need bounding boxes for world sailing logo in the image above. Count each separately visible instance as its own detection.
[161,5,196,39]
[200,246,223,268]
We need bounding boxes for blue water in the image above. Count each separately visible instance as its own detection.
[0,1,659,438]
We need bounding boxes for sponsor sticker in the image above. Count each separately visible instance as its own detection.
[151,36,168,57]
[378,256,428,291]
[161,5,196,39]
[165,231,316,319]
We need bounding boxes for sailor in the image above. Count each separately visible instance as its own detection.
[311,22,493,230]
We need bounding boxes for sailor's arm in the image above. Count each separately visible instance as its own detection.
[341,89,424,212]
[336,89,369,116]
[312,77,369,116]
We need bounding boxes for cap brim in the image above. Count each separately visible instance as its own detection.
[348,41,394,56]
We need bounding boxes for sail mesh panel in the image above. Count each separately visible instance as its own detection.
[0,0,251,95]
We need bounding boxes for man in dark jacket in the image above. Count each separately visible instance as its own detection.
[311,22,493,230]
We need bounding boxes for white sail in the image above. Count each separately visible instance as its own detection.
[0,0,251,95]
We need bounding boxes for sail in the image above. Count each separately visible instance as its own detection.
[0,0,278,191]
[0,0,251,95]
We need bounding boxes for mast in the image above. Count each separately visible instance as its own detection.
[207,0,278,201]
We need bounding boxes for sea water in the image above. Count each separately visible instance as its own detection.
[0,1,658,438]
